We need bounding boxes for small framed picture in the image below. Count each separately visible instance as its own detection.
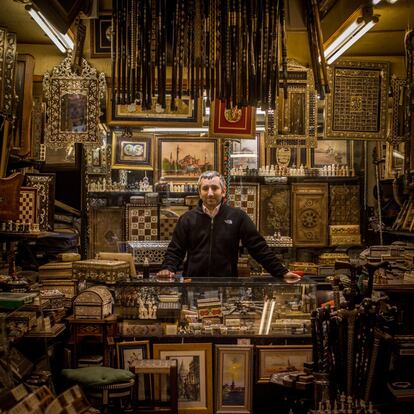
[215,345,253,414]
[116,340,151,401]
[156,135,220,182]
[312,139,349,167]
[112,130,154,170]
[90,14,112,58]
[256,345,312,382]
[224,133,264,172]
[153,343,213,414]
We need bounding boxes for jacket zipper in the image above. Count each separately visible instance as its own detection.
[207,216,214,277]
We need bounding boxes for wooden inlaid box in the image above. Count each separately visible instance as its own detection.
[73,286,113,319]
[72,259,129,283]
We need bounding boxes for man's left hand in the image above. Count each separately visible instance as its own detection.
[283,271,302,284]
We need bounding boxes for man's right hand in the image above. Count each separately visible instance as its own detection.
[156,269,175,278]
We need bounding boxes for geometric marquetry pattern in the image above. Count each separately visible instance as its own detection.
[19,187,39,224]
[25,173,55,231]
[329,185,360,225]
[126,204,158,241]
[228,183,259,226]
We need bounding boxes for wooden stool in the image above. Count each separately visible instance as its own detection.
[129,359,178,414]
[85,378,135,414]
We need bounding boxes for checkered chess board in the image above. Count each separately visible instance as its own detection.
[228,183,259,226]
[19,187,38,224]
[126,204,158,241]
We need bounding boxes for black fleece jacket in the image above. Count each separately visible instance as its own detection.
[162,201,289,278]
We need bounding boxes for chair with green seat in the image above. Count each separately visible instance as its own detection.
[62,366,135,413]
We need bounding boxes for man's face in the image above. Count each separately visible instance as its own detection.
[199,176,225,209]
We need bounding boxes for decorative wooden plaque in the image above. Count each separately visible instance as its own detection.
[292,183,328,247]
[88,206,125,259]
[259,184,290,237]
[325,60,389,140]
[25,173,56,231]
[329,185,360,225]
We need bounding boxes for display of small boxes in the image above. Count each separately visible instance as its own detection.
[73,286,113,319]
[72,259,129,283]
[329,225,361,246]
[290,262,318,275]
[7,310,37,337]
[318,253,349,265]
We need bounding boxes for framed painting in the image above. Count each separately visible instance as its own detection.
[156,136,220,182]
[215,345,253,414]
[90,14,112,58]
[111,130,154,170]
[117,340,150,400]
[256,345,312,382]
[209,100,256,139]
[312,140,349,167]
[153,343,213,414]
[108,92,203,127]
[88,206,125,258]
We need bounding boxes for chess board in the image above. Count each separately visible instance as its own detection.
[126,204,158,241]
[228,183,259,226]
[19,187,39,224]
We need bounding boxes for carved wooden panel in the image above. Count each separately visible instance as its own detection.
[292,183,328,247]
[259,184,290,237]
[329,185,360,225]
[25,173,56,231]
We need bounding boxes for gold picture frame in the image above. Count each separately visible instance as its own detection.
[215,345,253,414]
[156,135,221,182]
[108,91,203,128]
[153,343,213,414]
[325,60,389,140]
[256,345,312,382]
[111,130,155,170]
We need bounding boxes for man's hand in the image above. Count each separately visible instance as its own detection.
[156,269,175,278]
[283,271,302,284]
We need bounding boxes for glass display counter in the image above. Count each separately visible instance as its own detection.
[110,276,317,338]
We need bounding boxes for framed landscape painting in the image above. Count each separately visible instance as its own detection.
[312,139,349,167]
[215,345,253,414]
[156,136,219,181]
[256,345,312,382]
[153,343,213,414]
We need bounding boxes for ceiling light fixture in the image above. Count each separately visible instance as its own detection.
[25,5,74,53]
[324,6,379,65]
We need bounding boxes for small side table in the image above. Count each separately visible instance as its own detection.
[130,359,178,414]
[66,315,117,368]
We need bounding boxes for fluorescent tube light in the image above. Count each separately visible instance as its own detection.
[323,7,378,65]
[26,6,74,53]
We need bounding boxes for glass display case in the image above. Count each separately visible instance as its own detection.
[110,277,317,338]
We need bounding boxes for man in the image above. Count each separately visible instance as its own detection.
[157,171,300,282]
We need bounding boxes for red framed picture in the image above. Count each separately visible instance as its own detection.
[209,100,256,139]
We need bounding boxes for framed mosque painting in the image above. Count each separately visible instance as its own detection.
[156,136,220,181]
